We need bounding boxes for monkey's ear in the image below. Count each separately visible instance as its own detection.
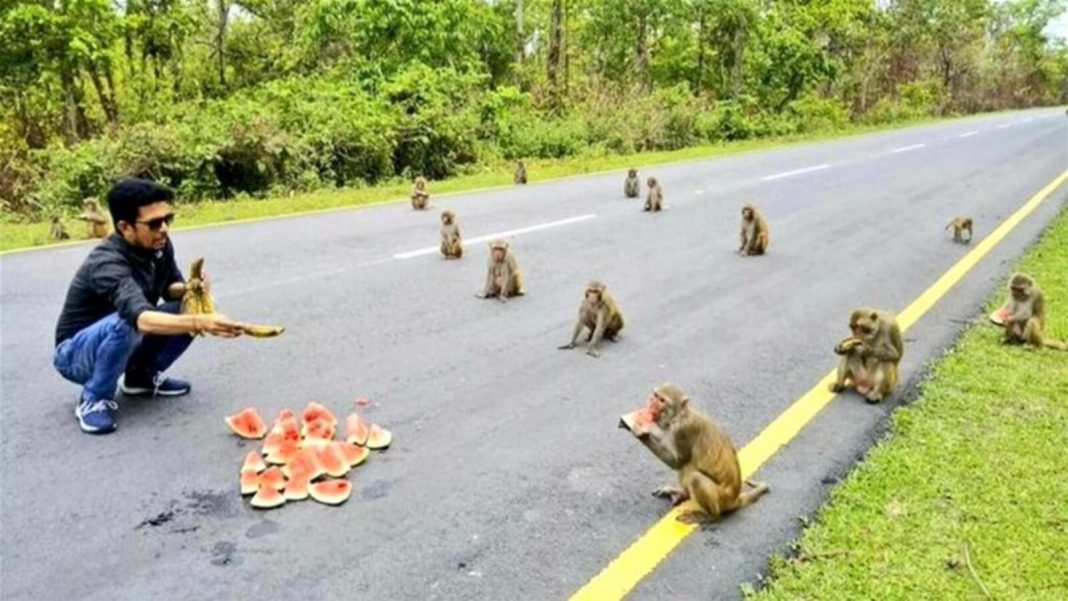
[679,395,689,408]
[869,311,878,322]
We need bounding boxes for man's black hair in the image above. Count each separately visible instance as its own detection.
[106,179,174,228]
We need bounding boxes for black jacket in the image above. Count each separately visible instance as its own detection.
[54,234,184,346]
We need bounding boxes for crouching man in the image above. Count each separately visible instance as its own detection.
[53,179,248,434]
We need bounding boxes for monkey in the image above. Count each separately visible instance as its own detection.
[999,273,1067,350]
[644,177,664,212]
[476,239,524,302]
[50,215,70,240]
[829,308,904,404]
[623,383,769,524]
[440,210,463,259]
[78,197,110,238]
[624,168,640,198]
[945,217,973,244]
[738,204,770,256]
[410,176,430,210]
[514,161,527,185]
[557,281,624,357]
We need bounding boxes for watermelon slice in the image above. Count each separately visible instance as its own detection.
[262,432,285,455]
[346,413,370,446]
[309,479,352,505]
[241,451,266,474]
[354,397,371,407]
[284,474,310,501]
[259,466,286,491]
[266,439,300,465]
[251,486,286,509]
[315,443,349,478]
[269,410,300,436]
[618,407,657,437]
[283,448,323,481]
[302,416,335,441]
[366,423,392,450]
[989,306,1011,326]
[225,408,267,439]
[240,470,260,495]
[301,402,337,428]
[338,442,370,467]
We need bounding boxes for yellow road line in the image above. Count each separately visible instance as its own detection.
[569,168,1068,601]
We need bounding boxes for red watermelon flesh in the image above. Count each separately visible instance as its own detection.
[262,432,285,455]
[301,402,337,428]
[316,443,349,478]
[309,479,352,505]
[990,306,1011,326]
[284,475,310,501]
[240,470,259,495]
[266,439,300,465]
[302,416,335,441]
[346,413,370,446]
[283,448,323,481]
[619,407,657,437]
[225,408,267,439]
[241,451,267,474]
[251,486,286,509]
[338,442,370,467]
[259,466,286,491]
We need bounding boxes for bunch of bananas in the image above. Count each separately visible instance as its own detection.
[181,257,285,338]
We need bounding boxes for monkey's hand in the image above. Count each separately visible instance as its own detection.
[558,343,576,350]
[586,348,600,358]
[834,337,864,355]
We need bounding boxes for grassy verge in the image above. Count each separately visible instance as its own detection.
[0,112,1014,253]
[747,207,1068,600]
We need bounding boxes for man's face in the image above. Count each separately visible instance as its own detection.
[119,201,174,251]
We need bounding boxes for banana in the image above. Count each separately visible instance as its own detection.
[243,324,286,338]
[180,258,284,338]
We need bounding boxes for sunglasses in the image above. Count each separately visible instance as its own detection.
[135,213,176,231]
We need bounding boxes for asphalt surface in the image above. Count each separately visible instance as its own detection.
[2,109,1066,601]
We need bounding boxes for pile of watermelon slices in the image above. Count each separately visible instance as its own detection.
[224,402,392,509]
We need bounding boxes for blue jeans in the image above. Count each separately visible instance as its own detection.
[53,301,194,402]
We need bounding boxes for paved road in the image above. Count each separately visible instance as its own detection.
[2,109,1066,601]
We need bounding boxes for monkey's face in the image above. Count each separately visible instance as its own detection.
[491,248,506,262]
[628,169,637,177]
[647,178,656,187]
[441,213,453,225]
[849,313,878,342]
[585,289,602,305]
[646,387,687,427]
[742,208,753,220]
[1010,284,1030,301]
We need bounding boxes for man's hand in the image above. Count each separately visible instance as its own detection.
[193,313,246,338]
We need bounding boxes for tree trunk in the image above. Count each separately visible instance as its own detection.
[547,0,564,109]
[59,65,90,143]
[635,12,651,89]
[215,0,231,89]
[515,0,525,63]
[695,9,707,94]
[730,27,746,99]
[86,60,120,129]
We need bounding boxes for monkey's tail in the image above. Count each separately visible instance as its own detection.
[1043,339,1068,351]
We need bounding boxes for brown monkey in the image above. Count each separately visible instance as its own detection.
[624,168,640,198]
[999,273,1066,350]
[623,384,769,524]
[558,281,624,357]
[79,197,110,238]
[829,308,904,403]
[945,217,973,244]
[644,177,664,212]
[738,204,770,256]
[440,210,463,259]
[514,161,527,185]
[50,216,70,240]
[410,176,430,210]
[477,239,524,302]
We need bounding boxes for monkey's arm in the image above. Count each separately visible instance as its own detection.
[586,309,608,355]
[865,327,903,362]
[478,266,494,297]
[639,428,682,470]
[559,315,584,349]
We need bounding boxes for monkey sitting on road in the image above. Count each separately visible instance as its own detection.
[558,281,624,358]
[999,273,1066,350]
[624,168,640,198]
[79,197,110,238]
[514,161,527,185]
[411,177,430,210]
[829,308,904,404]
[945,217,973,244]
[50,216,70,240]
[440,210,463,259]
[621,384,769,524]
[477,239,524,302]
[738,204,770,256]
[644,177,664,212]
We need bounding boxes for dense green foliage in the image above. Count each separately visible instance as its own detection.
[2,0,1066,218]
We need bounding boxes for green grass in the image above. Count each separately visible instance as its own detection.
[0,111,1023,253]
[747,208,1068,600]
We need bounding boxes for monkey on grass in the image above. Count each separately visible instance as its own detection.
[738,204,770,256]
[476,239,524,302]
[998,273,1067,350]
[558,281,624,357]
[514,161,527,185]
[620,384,769,524]
[829,308,904,404]
[945,217,973,244]
[440,210,463,259]
[50,216,70,240]
[78,198,110,239]
[623,168,640,198]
